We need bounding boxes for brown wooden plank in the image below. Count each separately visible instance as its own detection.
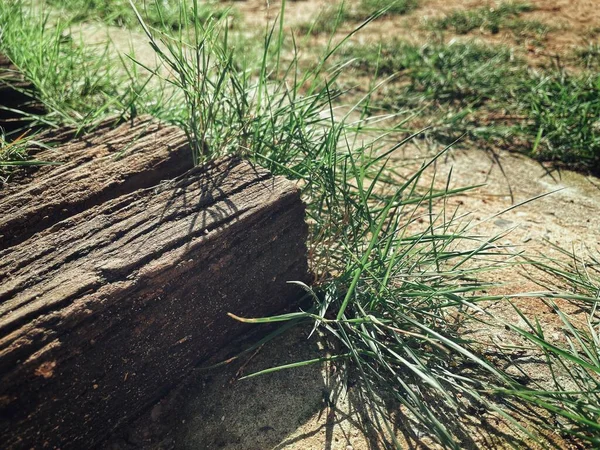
[0,115,194,249]
[1,116,123,188]
[0,156,310,449]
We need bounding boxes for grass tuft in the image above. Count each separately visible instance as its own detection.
[524,71,600,169]
[503,246,600,445]
[359,0,419,17]
[429,1,548,38]
[298,0,419,35]
[342,40,600,172]
[0,0,179,173]
[295,2,352,36]
[126,2,548,446]
[46,0,238,29]
[0,1,135,129]
[577,42,600,69]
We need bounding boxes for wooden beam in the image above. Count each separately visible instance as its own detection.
[0,115,193,249]
[0,156,310,449]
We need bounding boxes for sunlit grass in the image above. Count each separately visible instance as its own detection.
[501,246,600,445]
[297,0,419,35]
[429,1,537,35]
[342,40,600,172]
[45,0,238,29]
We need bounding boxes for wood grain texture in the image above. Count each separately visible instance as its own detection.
[0,156,310,449]
[0,115,193,249]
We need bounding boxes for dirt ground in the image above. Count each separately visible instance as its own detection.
[234,0,600,67]
[65,0,600,448]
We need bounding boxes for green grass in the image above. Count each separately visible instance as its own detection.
[359,0,418,16]
[45,0,237,29]
[506,18,551,40]
[342,40,600,172]
[500,246,600,445]
[0,3,120,143]
[0,0,182,176]
[343,41,522,106]
[577,42,600,69]
[1,134,41,182]
[429,1,549,38]
[0,2,137,129]
[524,72,600,169]
[295,3,353,36]
[298,0,418,35]
[117,2,552,446]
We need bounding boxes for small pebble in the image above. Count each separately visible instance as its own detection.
[150,404,162,422]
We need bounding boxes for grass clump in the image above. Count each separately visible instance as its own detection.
[0,0,179,174]
[358,0,419,17]
[46,0,237,29]
[509,308,600,446]
[506,18,551,40]
[343,40,600,172]
[524,72,600,169]
[298,0,418,35]
[126,0,600,445]
[0,1,137,130]
[127,2,551,446]
[344,41,522,107]
[577,42,600,69]
[429,1,546,37]
[296,3,352,36]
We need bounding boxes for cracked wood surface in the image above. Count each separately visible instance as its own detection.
[0,115,193,248]
[0,156,310,449]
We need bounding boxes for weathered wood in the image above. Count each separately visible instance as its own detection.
[0,115,194,249]
[0,116,122,189]
[0,54,44,134]
[1,116,137,191]
[0,156,310,449]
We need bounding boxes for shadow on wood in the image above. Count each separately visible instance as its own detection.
[0,54,44,135]
[0,155,310,449]
[0,115,193,248]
